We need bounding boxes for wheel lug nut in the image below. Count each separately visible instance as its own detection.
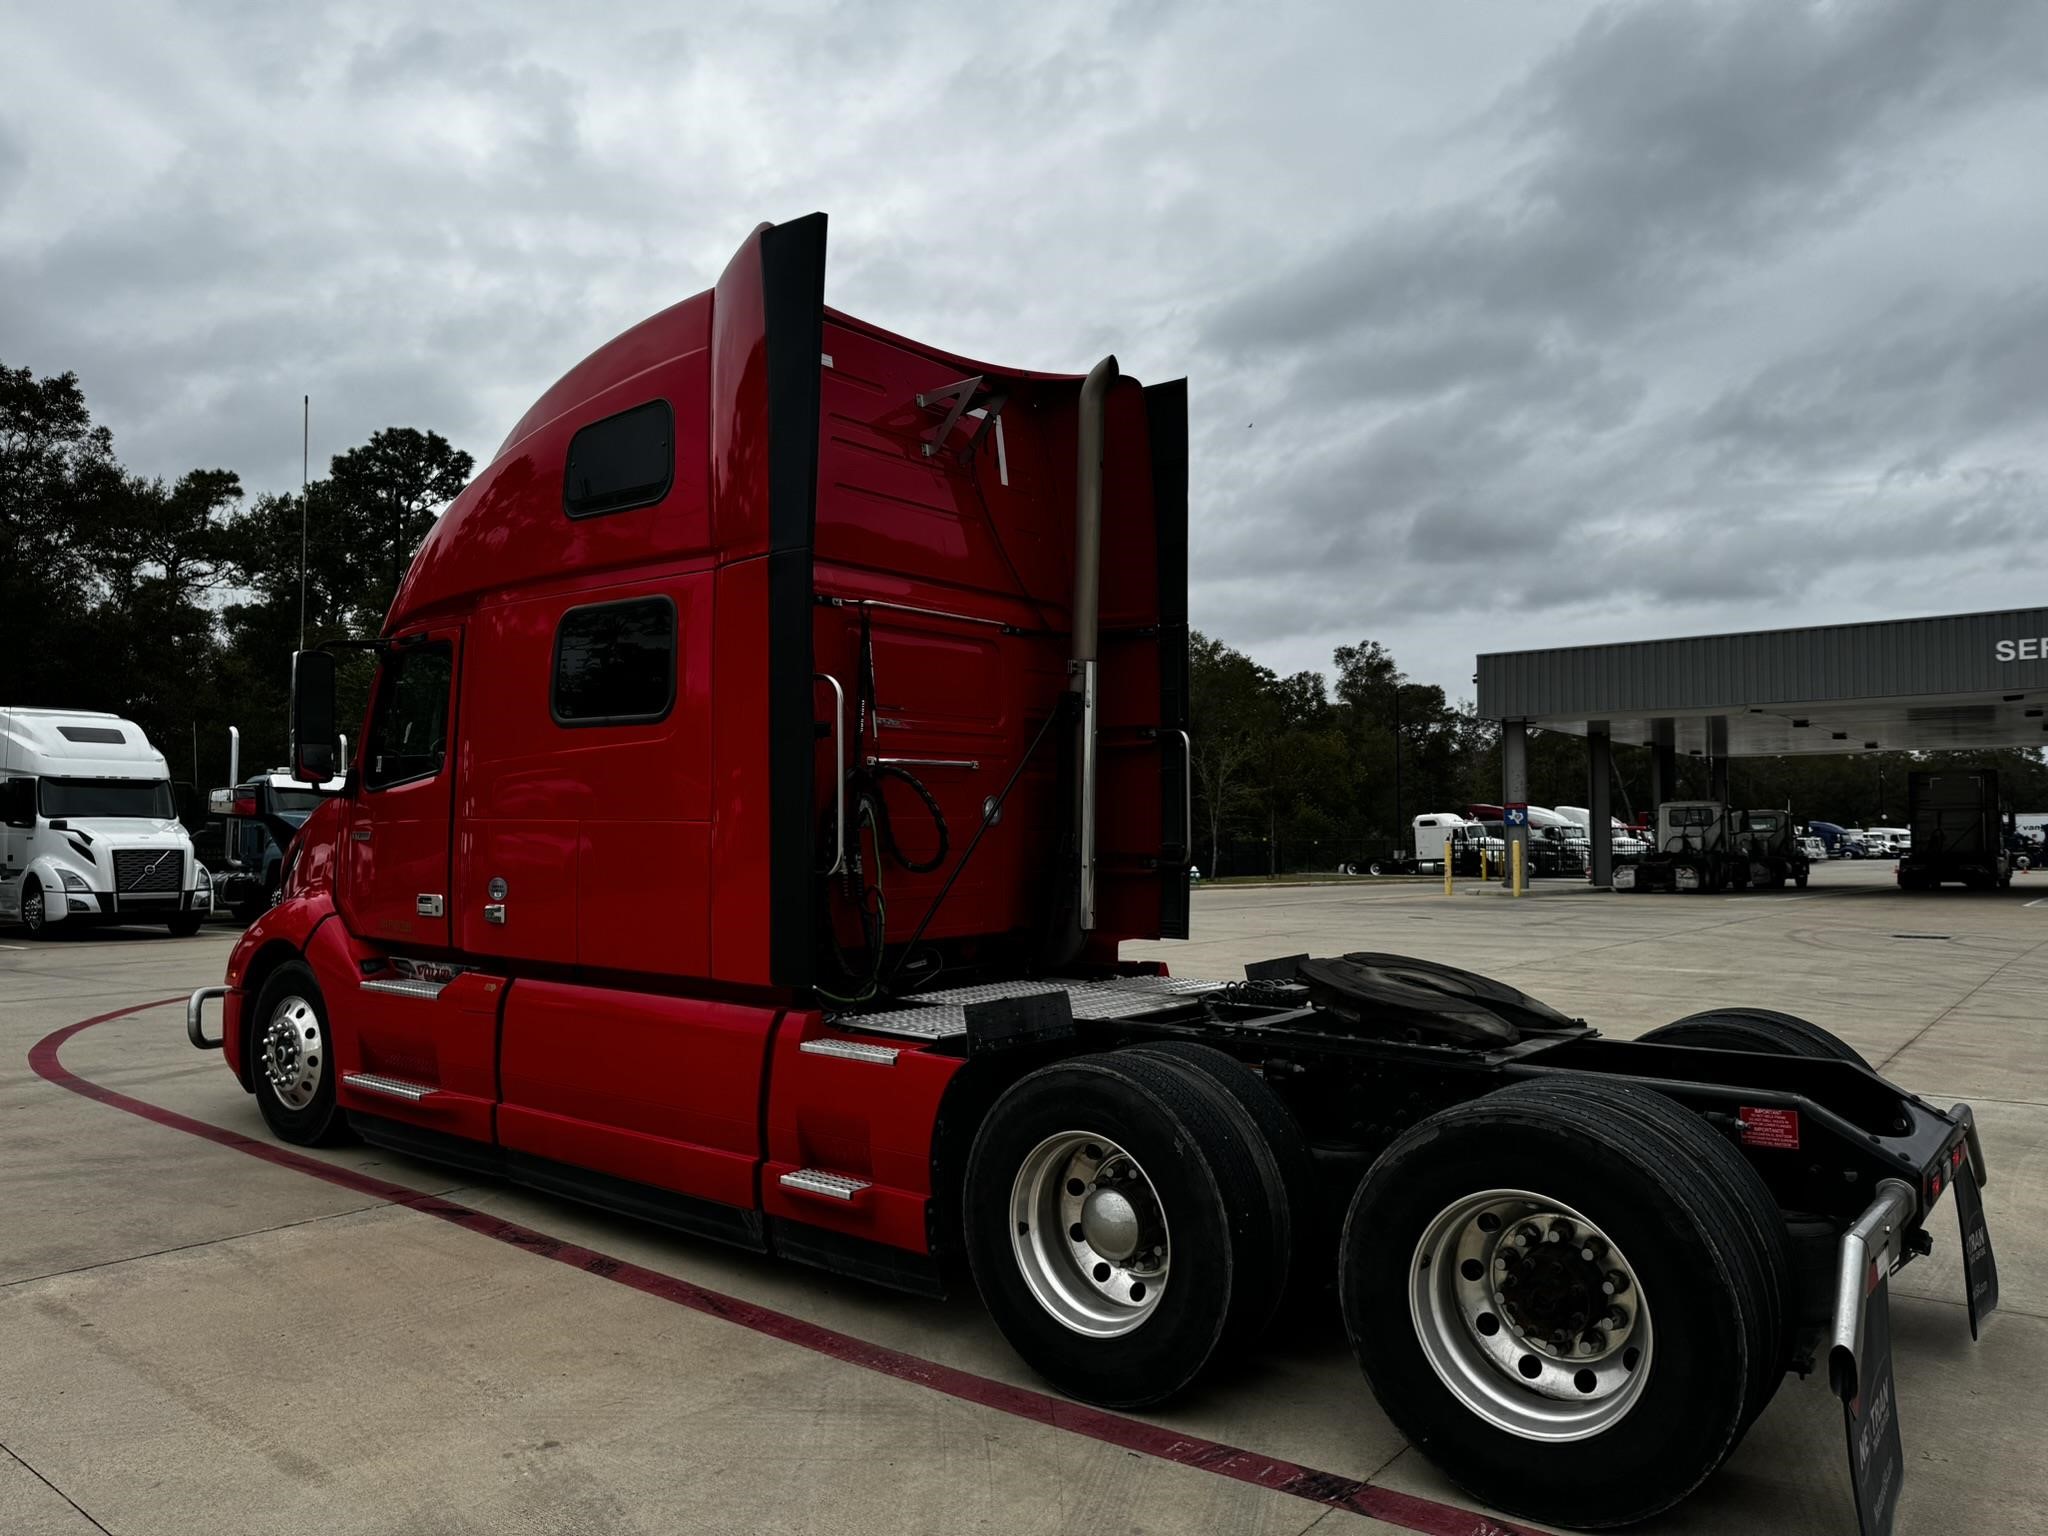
[1604,1306,1628,1330]
[1602,1270,1631,1296]
[1579,1238,1607,1263]
[1515,1224,1541,1248]
[1545,1220,1573,1244]
[1580,1329,1607,1355]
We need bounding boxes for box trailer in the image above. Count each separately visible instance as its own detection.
[188,214,1995,1532]
[1898,771,2011,891]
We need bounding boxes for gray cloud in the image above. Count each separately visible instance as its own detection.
[4,0,2048,702]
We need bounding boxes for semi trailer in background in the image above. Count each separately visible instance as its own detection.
[1898,770,2012,891]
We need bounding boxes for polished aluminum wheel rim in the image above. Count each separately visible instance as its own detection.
[1411,1188,1651,1440]
[260,996,324,1110]
[1010,1132,1169,1337]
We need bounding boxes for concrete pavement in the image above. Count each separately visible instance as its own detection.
[3,861,2043,1534]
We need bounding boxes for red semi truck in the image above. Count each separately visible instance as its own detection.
[189,214,1996,1531]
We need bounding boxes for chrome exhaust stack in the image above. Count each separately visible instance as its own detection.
[1071,355,1118,937]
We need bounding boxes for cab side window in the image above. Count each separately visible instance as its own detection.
[563,400,673,519]
[552,597,675,726]
[365,643,454,790]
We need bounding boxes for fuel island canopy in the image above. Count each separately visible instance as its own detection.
[1475,605,2048,884]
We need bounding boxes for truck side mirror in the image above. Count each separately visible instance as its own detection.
[290,649,339,785]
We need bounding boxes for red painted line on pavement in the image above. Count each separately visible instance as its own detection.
[32,999,1534,1536]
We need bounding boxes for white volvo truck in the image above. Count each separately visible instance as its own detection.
[0,707,212,937]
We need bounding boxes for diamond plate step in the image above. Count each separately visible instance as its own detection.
[343,1072,441,1103]
[778,1169,872,1202]
[799,1038,900,1065]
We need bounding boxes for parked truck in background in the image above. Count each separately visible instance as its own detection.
[1899,770,2012,891]
[1,707,213,936]
[1554,805,1647,862]
[182,212,1999,1532]
[1407,812,1498,875]
[208,727,346,922]
[1466,804,1586,877]
[1731,809,1810,889]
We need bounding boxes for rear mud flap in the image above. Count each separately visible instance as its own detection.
[1842,1268,1905,1536]
[1953,1151,2000,1338]
[1829,1131,2000,1536]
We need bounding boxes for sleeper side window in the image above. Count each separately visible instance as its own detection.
[364,643,454,791]
[563,400,673,518]
[552,597,676,727]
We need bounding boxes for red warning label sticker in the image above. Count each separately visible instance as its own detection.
[1741,1107,1801,1150]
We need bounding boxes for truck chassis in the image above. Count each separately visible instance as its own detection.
[191,948,1994,1533]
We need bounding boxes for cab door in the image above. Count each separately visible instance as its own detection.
[343,630,459,949]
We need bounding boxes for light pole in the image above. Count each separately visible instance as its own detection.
[1391,681,1404,844]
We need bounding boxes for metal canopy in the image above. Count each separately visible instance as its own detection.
[1477,606,2048,757]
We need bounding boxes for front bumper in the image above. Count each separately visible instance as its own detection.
[60,889,208,918]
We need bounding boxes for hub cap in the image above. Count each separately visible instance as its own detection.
[1010,1132,1170,1337]
[1410,1189,1651,1440]
[260,996,324,1110]
[22,888,44,932]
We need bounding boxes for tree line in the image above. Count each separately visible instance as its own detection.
[2,361,470,792]
[8,359,2045,849]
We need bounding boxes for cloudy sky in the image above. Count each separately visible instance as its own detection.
[5,0,2047,701]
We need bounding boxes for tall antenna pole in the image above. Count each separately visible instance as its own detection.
[299,394,309,650]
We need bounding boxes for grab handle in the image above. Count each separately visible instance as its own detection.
[816,673,846,877]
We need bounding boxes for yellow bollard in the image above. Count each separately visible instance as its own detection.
[1512,838,1525,897]
[1444,837,1454,897]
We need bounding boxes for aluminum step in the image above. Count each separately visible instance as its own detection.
[343,1072,441,1103]
[359,977,447,1000]
[799,1038,900,1065]
[778,1169,871,1202]
[829,974,1226,1041]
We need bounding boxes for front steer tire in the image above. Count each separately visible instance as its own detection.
[1340,1078,1780,1529]
[964,1052,1273,1408]
[249,960,347,1146]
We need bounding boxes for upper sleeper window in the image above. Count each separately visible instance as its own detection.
[563,399,673,518]
[552,597,676,726]
[57,725,125,744]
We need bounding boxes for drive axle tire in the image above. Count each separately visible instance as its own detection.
[167,912,204,938]
[1642,1007,1870,1070]
[1340,1079,1777,1528]
[1126,1041,1324,1300]
[249,961,346,1146]
[1508,1077,1794,1428]
[965,1053,1270,1408]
